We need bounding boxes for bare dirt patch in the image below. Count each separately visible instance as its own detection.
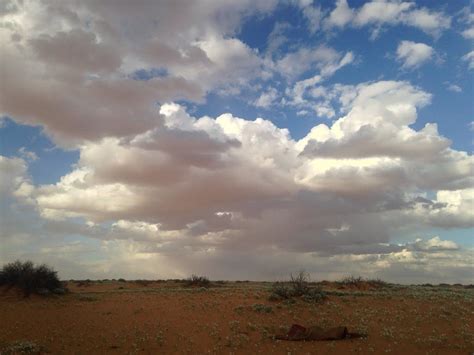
[1,281,473,354]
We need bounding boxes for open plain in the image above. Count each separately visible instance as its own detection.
[1,280,473,354]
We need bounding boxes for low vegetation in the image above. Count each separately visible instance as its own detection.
[337,275,389,289]
[252,303,273,313]
[1,268,472,353]
[269,271,327,303]
[0,260,66,297]
[1,340,44,354]
[135,280,151,287]
[185,274,211,288]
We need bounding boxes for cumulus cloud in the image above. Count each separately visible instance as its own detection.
[410,189,474,228]
[8,81,470,261]
[353,0,413,27]
[29,29,122,73]
[396,41,434,69]
[0,1,472,283]
[1,142,472,282]
[401,8,451,37]
[324,0,450,38]
[0,0,359,146]
[0,0,276,146]
[324,0,354,29]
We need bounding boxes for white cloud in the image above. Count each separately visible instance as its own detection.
[297,81,473,196]
[409,236,459,251]
[283,51,354,114]
[396,41,434,69]
[0,1,471,283]
[300,2,323,34]
[462,27,474,39]
[254,87,279,108]
[324,0,450,38]
[324,0,354,29]
[1,86,473,282]
[275,45,351,80]
[0,0,277,146]
[2,211,472,282]
[354,0,413,27]
[266,21,290,56]
[446,83,462,93]
[194,36,265,91]
[407,189,474,229]
[18,147,38,161]
[3,157,472,282]
[462,50,474,70]
[402,8,451,37]
[13,82,469,256]
[5,60,467,281]
[459,6,474,39]
[0,156,29,197]
[288,75,323,105]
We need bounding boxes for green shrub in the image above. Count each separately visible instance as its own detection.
[302,287,327,303]
[0,260,65,297]
[269,282,292,300]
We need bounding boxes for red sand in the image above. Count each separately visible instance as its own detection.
[1,281,473,354]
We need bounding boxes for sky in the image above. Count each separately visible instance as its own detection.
[0,0,473,283]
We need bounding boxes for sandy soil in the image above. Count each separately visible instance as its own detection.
[1,280,473,354]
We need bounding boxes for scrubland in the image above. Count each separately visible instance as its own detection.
[1,272,473,354]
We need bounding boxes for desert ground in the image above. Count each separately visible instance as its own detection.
[1,279,473,354]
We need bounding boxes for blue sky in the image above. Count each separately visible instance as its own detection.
[0,0,473,282]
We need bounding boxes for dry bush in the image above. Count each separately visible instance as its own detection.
[185,275,211,288]
[290,271,310,296]
[269,270,326,303]
[338,275,388,289]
